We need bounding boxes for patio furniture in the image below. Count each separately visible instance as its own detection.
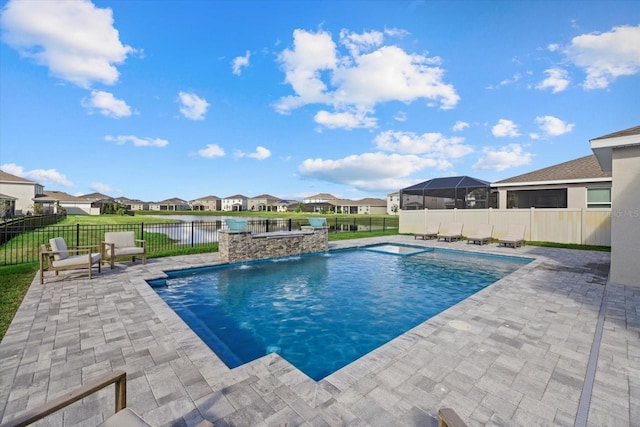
[1,370,151,427]
[414,222,440,240]
[437,223,464,242]
[466,224,494,245]
[438,407,467,427]
[40,237,101,284]
[498,224,526,248]
[102,231,146,269]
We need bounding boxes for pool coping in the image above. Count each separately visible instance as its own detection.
[1,235,637,426]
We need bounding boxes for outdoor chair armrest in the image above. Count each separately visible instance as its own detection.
[1,370,128,427]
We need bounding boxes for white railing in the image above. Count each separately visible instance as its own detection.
[400,208,611,246]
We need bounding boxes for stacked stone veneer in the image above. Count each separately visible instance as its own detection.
[218,226,329,263]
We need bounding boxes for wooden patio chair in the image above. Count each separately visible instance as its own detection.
[40,237,101,284]
[101,231,146,269]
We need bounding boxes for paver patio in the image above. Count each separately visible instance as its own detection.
[0,236,637,426]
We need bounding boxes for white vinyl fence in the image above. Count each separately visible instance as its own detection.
[400,208,611,246]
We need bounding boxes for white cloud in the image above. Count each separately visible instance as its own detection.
[235,146,272,160]
[374,130,473,158]
[275,28,459,127]
[81,90,132,118]
[492,119,520,137]
[535,116,574,136]
[452,121,469,132]
[196,144,225,158]
[90,182,113,193]
[232,50,251,75]
[536,68,570,93]
[178,91,209,120]
[489,73,522,89]
[298,152,448,193]
[547,43,560,52]
[564,25,640,89]
[472,144,533,171]
[0,0,134,88]
[104,135,168,147]
[0,163,72,187]
[314,110,377,130]
[393,111,407,122]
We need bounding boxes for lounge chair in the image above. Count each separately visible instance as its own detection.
[1,370,151,427]
[102,231,147,269]
[466,224,494,245]
[437,223,464,242]
[414,222,440,240]
[40,237,101,284]
[498,224,526,248]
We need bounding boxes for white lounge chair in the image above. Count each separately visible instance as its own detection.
[40,237,101,284]
[414,222,440,240]
[498,224,526,248]
[102,231,147,269]
[466,224,494,245]
[437,223,464,242]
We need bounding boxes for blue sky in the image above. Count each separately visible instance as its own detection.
[1,0,639,203]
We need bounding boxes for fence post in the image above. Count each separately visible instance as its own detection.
[288,218,292,231]
[369,216,372,232]
[191,222,195,247]
[76,224,80,247]
[141,223,144,240]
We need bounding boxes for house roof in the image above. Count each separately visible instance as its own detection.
[250,194,280,200]
[590,125,640,172]
[156,198,189,204]
[494,154,611,185]
[591,125,640,141]
[191,195,221,201]
[0,193,17,201]
[35,191,92,203]
[0,170,37,184]
[81,192,113,200]
[306,193,338,200]
[224,194,248,200]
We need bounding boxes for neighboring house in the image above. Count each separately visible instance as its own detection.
[149,198,191,211]
[276,200,298,212]
[387,192,400,215]
[81,192,113,202]
[34,191,96,215]
[0,169,44,215]
[590,125,640,288]
[0,193,17,218]
[190,195,222,211]
[248,194,280,212]
[221,194,248,211]
[303,193,338,204]
[492,155,612,209]
[114,197,149,211]
[355,198,388,215]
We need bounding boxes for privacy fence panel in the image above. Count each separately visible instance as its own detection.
[400,208,611,246]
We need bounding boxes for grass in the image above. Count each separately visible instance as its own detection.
[0,263,39,339]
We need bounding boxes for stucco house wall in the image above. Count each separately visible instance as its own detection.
[591,125,640,288]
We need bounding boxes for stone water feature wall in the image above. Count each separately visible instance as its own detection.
[218,226,329,263]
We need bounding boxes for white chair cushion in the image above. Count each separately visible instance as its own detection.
[105,232,136,248]
[52,253,101,268]
[99,408,150,427]
[49,237,69,260]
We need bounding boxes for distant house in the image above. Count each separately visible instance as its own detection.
[0,169,44,215]
[248,194,280,212]
[81,192,113,202]
[304,193,338,204]
[387,192,400,215]
[190,195,222,211]
[114,197,149,211]
[355,198,387,215]
[222,194,248,211]
[149,198,190,211]
[34,191,95,215]
[492,155,612,209]
[276,200,299,213]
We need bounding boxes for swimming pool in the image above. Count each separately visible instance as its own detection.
[149,244,530,381]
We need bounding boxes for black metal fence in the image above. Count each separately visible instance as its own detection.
[0,216,399,266]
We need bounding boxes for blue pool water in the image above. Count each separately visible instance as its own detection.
[149,245,530,380]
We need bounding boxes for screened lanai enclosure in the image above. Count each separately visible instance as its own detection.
[400,176,492,210]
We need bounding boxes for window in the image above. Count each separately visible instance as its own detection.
[506,189,567,208]
[587,187,611,208]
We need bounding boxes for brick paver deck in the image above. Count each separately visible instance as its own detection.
[1,236,637,426]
